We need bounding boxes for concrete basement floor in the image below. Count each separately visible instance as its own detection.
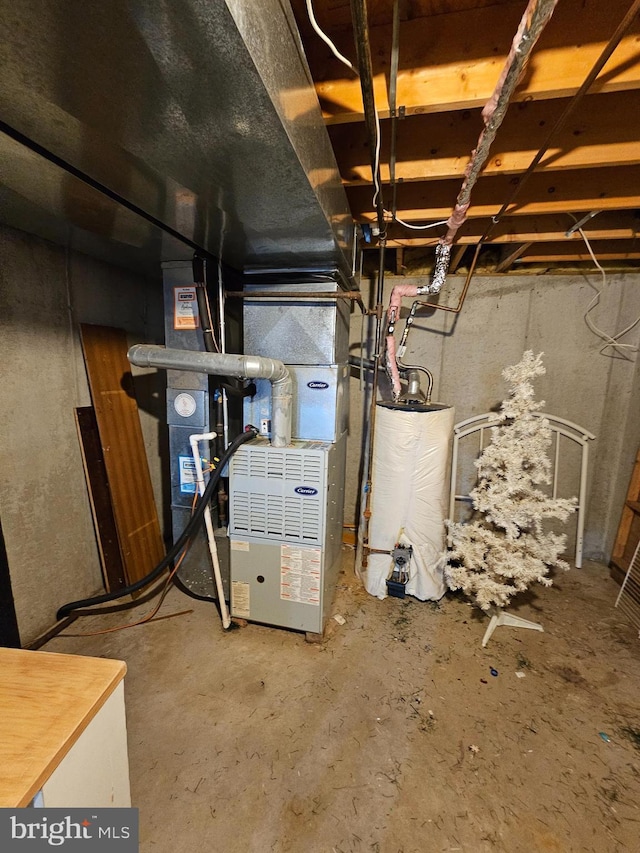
[46,550,640,853]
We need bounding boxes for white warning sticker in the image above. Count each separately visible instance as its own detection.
[232,581,250,618]
[174,286,199,330]
[178,455,197,494]
[280,544,321,606]
[230,540,250,552]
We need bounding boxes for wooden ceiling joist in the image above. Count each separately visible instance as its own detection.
[304,0,640,123]
[495,243,534,272]
[291,0,640,269]
[331,91,640,185]
[511,240,640,263]
[383,211,640,247]
[347,166,640,222]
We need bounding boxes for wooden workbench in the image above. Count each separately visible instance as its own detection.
[0,648,130,808]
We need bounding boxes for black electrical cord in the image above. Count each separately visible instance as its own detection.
[218,380,256,398]
[56,427,258,620]
[195,284,218,354]
[193,254,256,399]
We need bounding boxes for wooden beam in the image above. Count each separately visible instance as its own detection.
[290,0,517,37]
[347,165,640,221]
[331,91,640,185]
[449,244,468,273]
[303,0,640,123]
[511,241,640,263]
[496,243,534,272]
[383,211,640,247]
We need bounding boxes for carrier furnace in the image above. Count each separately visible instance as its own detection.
[160,266,349,635]
[229,276,349,633]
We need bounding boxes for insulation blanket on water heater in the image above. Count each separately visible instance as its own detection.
[363,404,454,600]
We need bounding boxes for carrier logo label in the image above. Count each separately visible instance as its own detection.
[307,381,329,390]
[295,486,318,496]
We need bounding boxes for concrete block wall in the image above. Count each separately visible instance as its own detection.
[0,225,165,644]
[346,271,640,564]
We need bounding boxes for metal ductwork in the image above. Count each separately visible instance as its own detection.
[0,0,353,276]
[128,344,293,448]
[1,1,356,633]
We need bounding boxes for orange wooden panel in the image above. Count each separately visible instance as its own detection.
[80,324,165,586]
[612,449,640,570]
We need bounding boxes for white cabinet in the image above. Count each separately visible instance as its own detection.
[0,648,131,808]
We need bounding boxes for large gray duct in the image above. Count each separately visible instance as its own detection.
[0,0,353,276]
[128,344,292,448]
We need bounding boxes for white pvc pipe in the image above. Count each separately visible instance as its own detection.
[217,256,230,450]
[189,431,231,630]
[128,344,293,447]
[576,441,589,569]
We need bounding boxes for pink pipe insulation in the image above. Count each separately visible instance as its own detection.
[385,283,423,398]
[388,283,422,319]
[384,1,558,397]
[440,0,559,247]
[442,202,470,248]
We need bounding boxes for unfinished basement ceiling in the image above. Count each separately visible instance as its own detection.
[290,0,640,273]
[1,0,638,278]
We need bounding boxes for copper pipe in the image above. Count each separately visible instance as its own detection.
[226,290,362,299]
[361,240,386,565]
[445,0,640,310]
[415,243,481,315]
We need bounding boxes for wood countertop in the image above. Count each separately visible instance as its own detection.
[0,648,127,807]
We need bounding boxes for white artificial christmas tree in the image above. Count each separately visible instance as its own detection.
[446,351,576,643]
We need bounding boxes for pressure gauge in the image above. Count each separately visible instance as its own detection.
[174,393,197,418]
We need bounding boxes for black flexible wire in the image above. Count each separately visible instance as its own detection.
[195,282,218,354]
[56,428,258,619]
[218,380,256,398]
[193,255,256,399]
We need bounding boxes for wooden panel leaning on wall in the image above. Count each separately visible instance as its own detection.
[80,324,165,588]
[611,447,640,585]
[75,406,127,593]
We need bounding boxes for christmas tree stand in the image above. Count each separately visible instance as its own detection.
[482,608,544,647]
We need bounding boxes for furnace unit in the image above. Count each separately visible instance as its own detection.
[230,274,349,633]
[158,266,350,635]
[228,434,346,632]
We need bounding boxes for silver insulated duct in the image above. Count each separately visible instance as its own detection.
[0,0,354,274]
[128,345,293,448]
